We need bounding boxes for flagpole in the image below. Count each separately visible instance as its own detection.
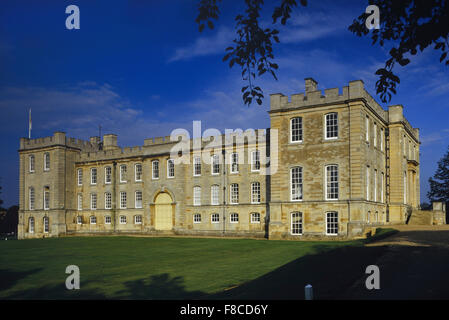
[28,108,32,139]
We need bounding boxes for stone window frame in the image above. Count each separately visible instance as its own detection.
[374,169,378,202]
[43,186,50,210]
[250,212,260,224]
[380,128,384,151]
[119,215,127,224]
[135,191,143,209]
[43,152,50,171]
[77,168,83,186]
[366,165,370,201]
[211,184,219,205]
[290,117,303,143]
[381,172,385,203]
[105,215,112,224]
[290,166,303,202]
[325,211,339,236]
[105,166,112,184]
[90,193,97,210]
[77,216,83,225]
[211,213,220,223]
[29,216,35,233]
[120,164,127,183]
[135,163,143,182]
[230,213,239,223]
[324,112,338,140]
[77,193,82,211]
[91,168,97,185]
[373,122,378,148]
[120,191,127,209]
[29,187,35,210]
[90,215,97,225]
[105,192,112,209]
[211,154,220,175]
[230,153,239,174]
[29,155,35,173]
[251,182,261,204]
[193,156,201,176]
[251,150,261,172]
[404,171,407,204]
[290,212,303,235]
[134,215,142,224]
[230,183,239,204]
[193,213,201,224]
[193,186,201,206]
[43,216,49,233]
[325,164,339,201]
[365,115,370,143]
[167,159,175,178]
[152,160,159,180]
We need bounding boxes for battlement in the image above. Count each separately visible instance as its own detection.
[20,132,98,152]
[270,78,388,123]
[78,146,145,162]
[144,135,175,146]
[74,129,268,163]
[388,105,420,140]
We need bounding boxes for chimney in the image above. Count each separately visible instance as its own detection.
[103,134,119,151]
[90,136,101,145]
[305,78,318,93]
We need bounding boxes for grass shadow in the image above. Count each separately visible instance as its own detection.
[117,273,206,299]
[0,268,42,292]
[208,244,388,300]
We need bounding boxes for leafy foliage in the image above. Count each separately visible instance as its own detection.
[349,0,449,103]
[196,0,307,106]
[196,0,448,105]
[428,145,449,203]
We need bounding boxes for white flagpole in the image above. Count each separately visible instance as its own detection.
[28,108,32,139]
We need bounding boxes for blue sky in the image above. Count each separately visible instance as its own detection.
[1,0,449,207]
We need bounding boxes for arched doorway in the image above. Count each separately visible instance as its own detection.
[154,192,173,230]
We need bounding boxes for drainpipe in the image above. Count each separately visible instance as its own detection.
[113,161,117,233]
[222,148,226,235]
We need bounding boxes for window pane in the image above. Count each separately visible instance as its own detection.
[167,159,175,177]
[291,167,303,201]
[251,182,260,203]
[193,156,201,176]
[211,185,219,205]
[135,164,142,181]
[212,154,220,174]
[251,150,260,171]
[291,212,303,235]
[326,165,339,200]
[291,117,303,142]
[326,113,338,139]
[152,160,159,179]
[105,167,111,183]
[326,212,338,235]
[230,184,239,204]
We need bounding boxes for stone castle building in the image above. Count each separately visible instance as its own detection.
[18,78,428,240]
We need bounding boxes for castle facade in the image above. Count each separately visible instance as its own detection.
[17,78,422,240]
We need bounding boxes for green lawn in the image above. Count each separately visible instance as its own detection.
[0,234,391,299]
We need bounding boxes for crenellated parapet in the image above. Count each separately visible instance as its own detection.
[270,78,389,123]
[388,105,420,141]
[19,132,98,152]
[77,146,145,162]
